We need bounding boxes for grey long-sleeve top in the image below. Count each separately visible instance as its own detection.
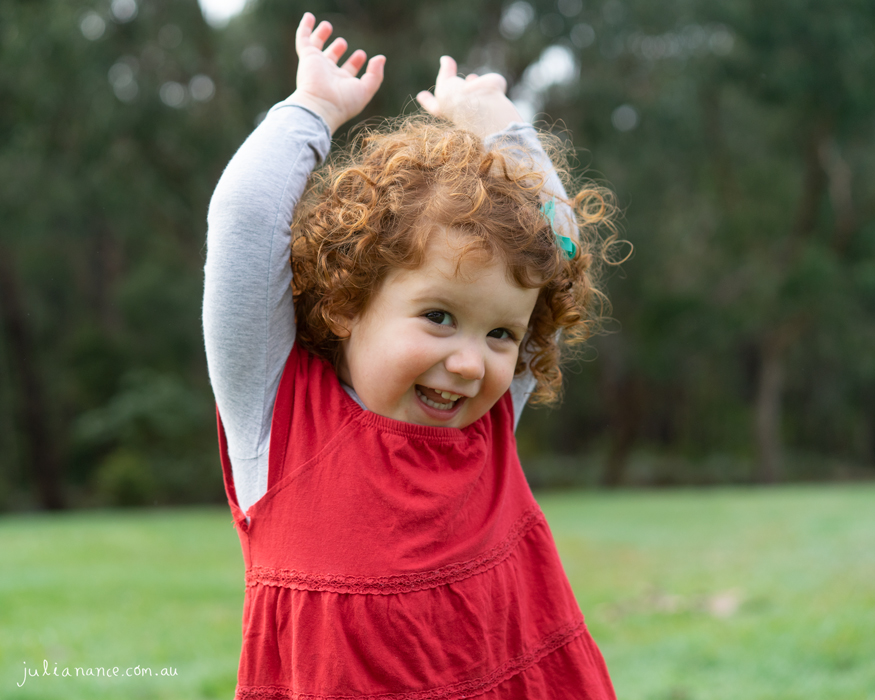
[204,98,570,514]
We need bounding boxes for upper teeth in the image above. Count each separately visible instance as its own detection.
[416,387,463,410]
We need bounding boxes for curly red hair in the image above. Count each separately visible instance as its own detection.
[291,115,618,405]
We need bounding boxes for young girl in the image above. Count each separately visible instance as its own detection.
[204,12,616,699]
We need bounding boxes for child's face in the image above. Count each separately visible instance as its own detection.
[337,228,539,429]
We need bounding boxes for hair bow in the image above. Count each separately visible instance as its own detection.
[540,198,577,260]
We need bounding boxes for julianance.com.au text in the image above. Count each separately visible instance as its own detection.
[17,660,178,687]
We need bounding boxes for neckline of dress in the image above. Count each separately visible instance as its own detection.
[336,379,482,442]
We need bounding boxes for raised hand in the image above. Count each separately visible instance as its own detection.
[416,56,524,138]
[290,12,385,135]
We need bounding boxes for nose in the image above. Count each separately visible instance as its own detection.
[445,337,486,382]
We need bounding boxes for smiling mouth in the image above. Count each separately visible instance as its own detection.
[415,385,464,411]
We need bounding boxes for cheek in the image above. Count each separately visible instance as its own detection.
[486,354,520,395]
[361,330,433,386]
[391,335,438,379]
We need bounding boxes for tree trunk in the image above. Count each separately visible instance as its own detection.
[752,120,831,483]
[753,335,785,483]
[601,375,642,487]
[818,137,857,253]
[0,247,65,509]
[793,122,830,241]
[753,321,805,484]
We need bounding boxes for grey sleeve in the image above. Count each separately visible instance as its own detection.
[203,100,331,513]
[484,123,574,428]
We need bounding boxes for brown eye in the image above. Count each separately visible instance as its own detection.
[424,311,454,326]
[487,328,514,340]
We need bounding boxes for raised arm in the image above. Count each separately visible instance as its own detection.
[204,13,384,512]
[416,57,574,425]
[415,56,572,230]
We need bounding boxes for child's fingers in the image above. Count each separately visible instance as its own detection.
[363,55,386,82]
[416,90,440,116]
[465,73,478,82]
[359,55,386,97]
[309,20,333,51]
[340,48,367,76]
[437,55,458,84]
[295,12,316,55]
[323,37,347,64]
[479,73,509,94]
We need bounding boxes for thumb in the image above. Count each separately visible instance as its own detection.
[437,55,458,83]
[359,55,386,99]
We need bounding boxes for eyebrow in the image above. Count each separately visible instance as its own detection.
[408,292,458,306]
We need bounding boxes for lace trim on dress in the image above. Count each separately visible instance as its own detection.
[235,616,585,700]
[245,508,544,595]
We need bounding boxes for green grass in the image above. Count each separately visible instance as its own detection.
[543,486,875,700]
[1,485,873,699]
[0,509,243,699]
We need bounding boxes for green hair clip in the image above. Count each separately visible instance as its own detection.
[540,198,577,260]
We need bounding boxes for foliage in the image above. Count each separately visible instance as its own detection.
[0,0,873,508]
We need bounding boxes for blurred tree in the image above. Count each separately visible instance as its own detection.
[0,0,872,509]
[0,0,231,508]
[508,0,875,484]
[550,0,875,482]
[714,0,875,481]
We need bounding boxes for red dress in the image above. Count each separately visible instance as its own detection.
[217,342,615,699]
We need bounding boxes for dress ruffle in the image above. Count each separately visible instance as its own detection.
[245,508,543,595]
[236,521,586,696]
